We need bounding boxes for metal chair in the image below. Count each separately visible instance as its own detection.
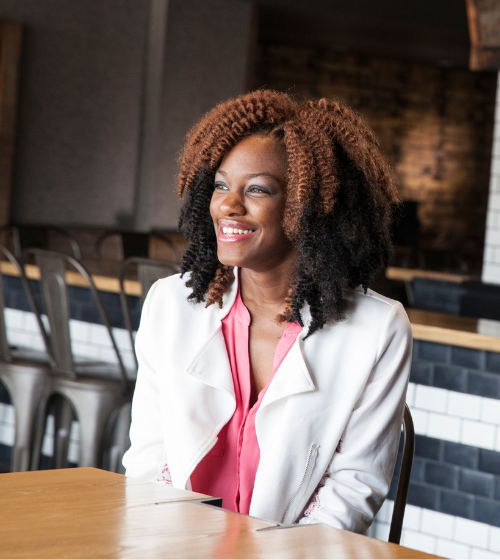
[388,404,415,544]
[119,257,180,371]
[0,224,82,260]
[95,231,180,262]
[0,245,53,472]
[106,257,180,473]
[24,249,132,471]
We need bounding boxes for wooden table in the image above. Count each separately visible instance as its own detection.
[0,468,440,559]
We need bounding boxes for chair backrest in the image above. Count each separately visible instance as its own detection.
[388,404,415,544]
[23,248,129,392]
[95,231,180,262]
[0,224,81,260]
[0,244,49,362]
[119,257,180,370]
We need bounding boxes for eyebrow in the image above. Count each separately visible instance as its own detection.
[216,170,281,181]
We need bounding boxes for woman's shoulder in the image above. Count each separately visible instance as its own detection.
[148,271,192,301]
[342,286,412,336]
[142,271,210,317]
[345,286,405,312]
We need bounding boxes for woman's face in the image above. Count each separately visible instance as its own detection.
[210,134,294,273]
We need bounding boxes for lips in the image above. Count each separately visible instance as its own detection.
[217,220,256,243]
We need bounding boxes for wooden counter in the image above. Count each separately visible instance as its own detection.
[386,266,475,283]
[408,308,500,352]
[0,468,440,559]
[0,259,141,296]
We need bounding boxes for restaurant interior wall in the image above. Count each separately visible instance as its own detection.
[483,72,500,286]
[253,43,497,270]
[0,0,253,232]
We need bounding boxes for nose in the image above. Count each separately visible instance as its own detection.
[220,190,246,216]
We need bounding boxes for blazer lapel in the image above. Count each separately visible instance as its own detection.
[261,336,315,409]
[186,326,234,394]
[185,267,238,393]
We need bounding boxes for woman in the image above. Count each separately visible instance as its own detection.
[123,90,412,534]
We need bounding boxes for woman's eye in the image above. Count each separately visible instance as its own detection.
[214,182,228,190]
[248,186,270,194]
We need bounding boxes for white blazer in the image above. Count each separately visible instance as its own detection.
[123,270,412,533]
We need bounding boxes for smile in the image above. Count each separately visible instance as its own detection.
[222,227,255,235]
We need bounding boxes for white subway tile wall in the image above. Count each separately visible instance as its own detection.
[483,71,500,286]
[369,501,500,558]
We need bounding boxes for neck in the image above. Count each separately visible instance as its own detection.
[239,257,295,314]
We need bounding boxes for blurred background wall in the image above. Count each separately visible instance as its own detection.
[0,0,499,277]
[0,0,253,231]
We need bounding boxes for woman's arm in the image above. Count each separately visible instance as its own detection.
[122,282,167,482]
[297,302,412,534]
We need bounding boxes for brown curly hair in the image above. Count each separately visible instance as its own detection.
[178,90,400,336]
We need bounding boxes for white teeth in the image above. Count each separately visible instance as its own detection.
[220,226,253,235]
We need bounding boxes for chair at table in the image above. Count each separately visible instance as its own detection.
[119,257,180,371]
[388,404,415,544]
[0,245,53,472]
[106,257,180,473]
[24,249,132,471]
[0,224,82,260]
[95,231,180,262]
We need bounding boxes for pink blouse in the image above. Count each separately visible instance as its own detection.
[190,289,302,513]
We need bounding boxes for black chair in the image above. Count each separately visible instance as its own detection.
[388,404,415,544]
[24,249,132,471]
[0,245,53,471]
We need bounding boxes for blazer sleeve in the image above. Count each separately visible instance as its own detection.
[122,281,166,482]
[297,301,412,533]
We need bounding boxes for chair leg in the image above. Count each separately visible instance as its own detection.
[0,368,50,472]
[77,409,108,468]
[70,392,123,468]
[103,403,131,473]
[53,396,74,469]
[11,393,39,472]
[30,396,51,471]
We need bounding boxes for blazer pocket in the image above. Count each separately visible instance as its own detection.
[282,443,320,524]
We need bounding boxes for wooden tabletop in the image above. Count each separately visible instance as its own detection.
[0,468,440,559]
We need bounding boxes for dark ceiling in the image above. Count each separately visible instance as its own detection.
[254,0,472,68]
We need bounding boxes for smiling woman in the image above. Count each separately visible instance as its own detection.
[123,90,413,535]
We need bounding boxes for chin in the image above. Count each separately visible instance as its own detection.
[217,248,246,268]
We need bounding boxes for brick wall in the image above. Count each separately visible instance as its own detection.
[253,45,497,260]
[483,72,500,285]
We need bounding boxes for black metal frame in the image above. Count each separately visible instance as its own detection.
[388,404,415,544]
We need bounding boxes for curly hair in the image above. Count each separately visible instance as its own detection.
[178,90,400,337]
